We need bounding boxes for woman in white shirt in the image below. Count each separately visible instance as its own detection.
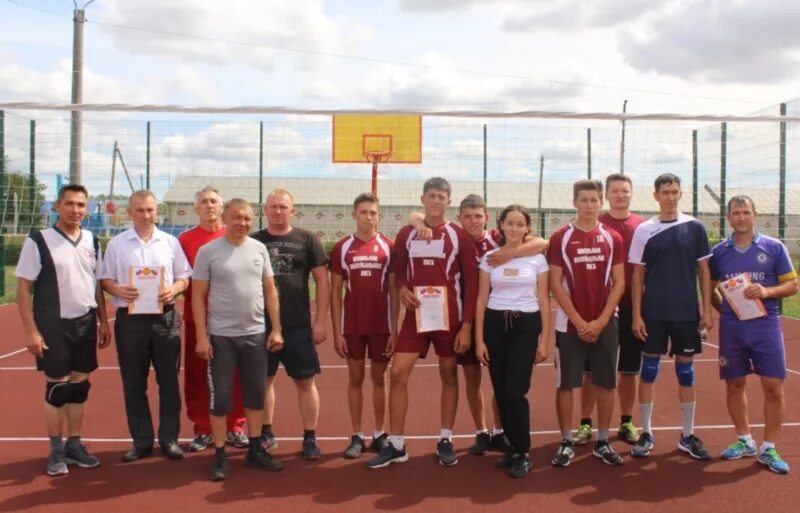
[475,205,550,478]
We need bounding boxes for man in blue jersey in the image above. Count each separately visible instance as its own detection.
[710,195,797,475]
[629,173,714,460]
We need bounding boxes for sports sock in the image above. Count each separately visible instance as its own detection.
[492,428,504,436]
[355,432,365,441]
[561,431,573,442]
[248,437,262,454]
[49,436,63,453]
[66,435,81,449]
[640,403,654,434]
[215,446,226,456]
[597,429,609,442]
[679,402,696,438]
[261,424,273,437]
[476,429,489,435]
[389,435,405,451]
[621,415,633,425]
[580,417,592,427]
[373,430,385,439]
[739,434,755,446]
[440,428,453,440]
[303,430,316,440]
[760,441,775,454]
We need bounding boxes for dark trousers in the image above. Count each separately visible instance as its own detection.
[115,307,181,448]
[484,309,542,454]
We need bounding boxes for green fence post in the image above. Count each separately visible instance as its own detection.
[482,124,487,203]
[587,128,592,179]
[719,122,727,238]
[29,120,36,235]
[692,129,698,218]
[259,121,264,230]
[0,110,5,296]
[145,121,151,190]
[778,103,787,315]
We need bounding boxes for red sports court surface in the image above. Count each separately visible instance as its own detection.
[0,301,798,513]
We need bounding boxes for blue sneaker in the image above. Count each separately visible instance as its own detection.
[758,448,790,475]
[678,434,711,460]
[721,439,757,460]
[631,432,654,458]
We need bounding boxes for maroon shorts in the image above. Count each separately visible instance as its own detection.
[394,314,459,358]
[344,334,390,362]
[457,328,480,366]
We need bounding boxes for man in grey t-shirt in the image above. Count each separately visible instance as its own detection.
[192,199,284,481]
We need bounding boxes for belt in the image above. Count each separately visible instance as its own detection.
[116,303,175,314]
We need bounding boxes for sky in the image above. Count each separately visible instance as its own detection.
[1,0,799,201]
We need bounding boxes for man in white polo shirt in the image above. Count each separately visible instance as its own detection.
[16,184,112,476]
[101,190,191,462]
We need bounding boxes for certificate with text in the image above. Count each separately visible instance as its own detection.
[414,286,449,333]
[128,266,164,315]
[720,273,767,321]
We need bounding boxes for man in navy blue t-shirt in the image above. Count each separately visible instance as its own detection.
[628,173,714,460]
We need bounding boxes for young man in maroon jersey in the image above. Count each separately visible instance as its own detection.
[410,194,548,455]
[178,187,248,452]
[330,193,394,459]
[366,177,478,468]
[548,179,625,467]
[573,174,645,446]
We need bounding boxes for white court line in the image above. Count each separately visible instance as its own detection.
[704,340,800,377]
[0,359,721,372]
[1,422,799,444]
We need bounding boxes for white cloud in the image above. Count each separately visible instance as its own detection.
[502,0,662,32]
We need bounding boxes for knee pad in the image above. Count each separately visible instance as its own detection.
[45,381,72,407]
[69,380,91,404]
[640,355,661,384]
[675,361,694,387]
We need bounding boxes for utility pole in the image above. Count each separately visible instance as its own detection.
[70,1,95,185]
[620,99,628,174]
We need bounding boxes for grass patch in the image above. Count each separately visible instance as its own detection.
[0,266,16,304]
[782,258,800,319]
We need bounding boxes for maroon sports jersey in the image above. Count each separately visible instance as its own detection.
[548,223,624,334]
[599,212,644,307]
[474,229,501,259]
[330,233,393,335]
[392,222,478,327]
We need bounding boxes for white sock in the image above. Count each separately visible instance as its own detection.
[739,433,754,446]
[373,430,384,439]
[492,427,504,436]
[679,402,696,438]
[476,429,489,435]
[355,432,365,440]
[389,435,405,451]
[760,441,775,454]
[640,403,654,434]
[440,428,453,440]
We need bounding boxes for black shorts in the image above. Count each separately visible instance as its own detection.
[643,320,702,357]
[35,310,98,379]
[617,307,643,374]
[266,326,321,380]
[556,318,619,390]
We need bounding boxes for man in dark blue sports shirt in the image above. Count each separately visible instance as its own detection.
[628,173,714,460]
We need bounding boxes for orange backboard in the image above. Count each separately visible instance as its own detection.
[332,114,422,164]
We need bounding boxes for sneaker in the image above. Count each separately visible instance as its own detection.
[302,437,321,460]
[209,453,230,481]
[364,443,409,469]
[261,433,279,452]
[226,431,249,449]
[574,423,593,446]
[551,440,575,467]
[618,422,640,445]
[469,432,492,455]
[343,435,365,459]
[489,433,513,453]
[631,432,655,458]
[369,433,389,453]
[65,442,101,468]
[495,452,514,469]
[245,449,284,472]
[46,449,68,476]
[510,453,532,478]
[678,434,711,461]
[436,438,458,467]
[593,440,623,466]
[721,439,757,460]
[188,434,213,452]
[758,448,790,475]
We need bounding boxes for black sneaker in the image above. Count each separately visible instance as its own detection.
[593,440,623,466]
[209,453,230,481]
[65,442,101,468]
[364,443,409,469]
[343,435,365,459]
[225,431,249,449]
[490,433,513,453]
[245,449,284,472]
[302,437,321,460]
[436,438,458,467]
[469,432,492,455]
[495,452,514,469]
[678,434,711,461]
[509,453,532,478]
[188,434,213,452]
[369,433,389,453]
[551,440,575,467]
